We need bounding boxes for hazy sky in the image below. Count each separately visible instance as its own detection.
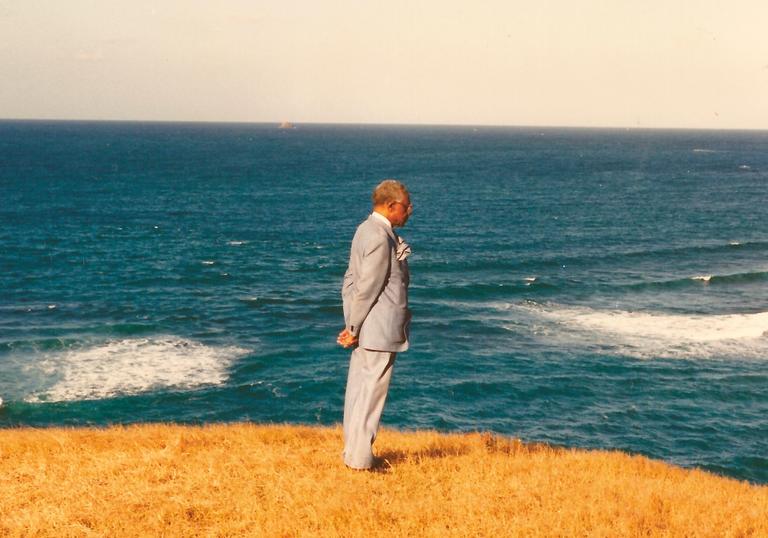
[1,1,767,129]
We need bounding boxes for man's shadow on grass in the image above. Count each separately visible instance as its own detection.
[372,435,555,473]
[377,443,472,467]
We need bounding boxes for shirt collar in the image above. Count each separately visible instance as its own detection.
[371,211,392,228]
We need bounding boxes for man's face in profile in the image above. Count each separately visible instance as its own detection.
[390,194,413,227]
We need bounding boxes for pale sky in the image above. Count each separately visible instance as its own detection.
[1,0,767,129]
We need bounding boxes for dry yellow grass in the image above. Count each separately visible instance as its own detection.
[1,423,766,537]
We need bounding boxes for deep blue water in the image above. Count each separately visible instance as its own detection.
[1,120,767,484]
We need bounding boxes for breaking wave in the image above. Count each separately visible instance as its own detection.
[512,303,768,360]
[22,337,250,403]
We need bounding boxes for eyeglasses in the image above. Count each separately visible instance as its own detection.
[392,200,413,211]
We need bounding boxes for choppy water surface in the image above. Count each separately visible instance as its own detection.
[1,121,767,483]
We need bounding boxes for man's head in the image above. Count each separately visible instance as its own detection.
[372,179,413,227]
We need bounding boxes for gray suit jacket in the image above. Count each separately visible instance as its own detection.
[342,214,411,352]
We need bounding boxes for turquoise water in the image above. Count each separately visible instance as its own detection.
[1,120,767,483]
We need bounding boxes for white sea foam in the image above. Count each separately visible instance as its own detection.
[25,337,249,403]
[512,303,768,360]
[0,303,61,313]
[227,240,247,246]
[201,260,215,265]
[691,275,712,282]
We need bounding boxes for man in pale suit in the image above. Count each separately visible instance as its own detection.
[337,179,413,470]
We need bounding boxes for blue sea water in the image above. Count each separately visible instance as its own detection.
[1,120,767,484]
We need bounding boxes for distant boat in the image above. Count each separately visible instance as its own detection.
[278,121,294,129]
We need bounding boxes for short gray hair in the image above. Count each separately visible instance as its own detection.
[372,179,409,206]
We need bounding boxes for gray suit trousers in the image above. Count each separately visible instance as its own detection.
[342,347,396,469]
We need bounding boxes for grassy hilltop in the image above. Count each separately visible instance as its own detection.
[1,423,766,537]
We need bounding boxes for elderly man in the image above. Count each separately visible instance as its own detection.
[337,179,413,470]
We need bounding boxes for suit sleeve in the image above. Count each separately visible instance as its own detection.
[346,232,391,337]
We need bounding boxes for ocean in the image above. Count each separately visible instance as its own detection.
[1,120,766,484]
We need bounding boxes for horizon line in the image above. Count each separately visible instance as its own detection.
[1,116,767,133]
